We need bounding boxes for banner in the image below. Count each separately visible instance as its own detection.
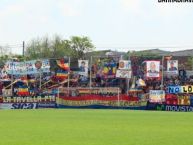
[102,62,117,78]
[2,89,12,97]
[119,60,131,70]
[181,86,193,93]
[78,60,89,77]
[177,95,190,105]
[4,59,50,75]
[167,60,178,74]
[93,58,117,78]
[146,61,160,78]
[116,70,131,78]
[149,90,165,103]
[59,87,121,96]
[0,94,56,109]
[57,95,147,109]
[0,102,54,109]
[0,103,37,109]
[167,86,181,94]
[167,86,193,94]
[146,103,193,112]
[37,102,56,108]
[2,95,56,103]
[79,88,120,95]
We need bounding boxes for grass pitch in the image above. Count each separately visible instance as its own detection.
[0,109,192,145]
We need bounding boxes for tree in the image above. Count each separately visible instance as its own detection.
[0,45,13,67]
[70,36,94,59]
[126,50,162,60]
[187,56,193,70]
[0,55,9,68]
[26,38,42,59]
[25,35,94,60]
[51,35,73,58]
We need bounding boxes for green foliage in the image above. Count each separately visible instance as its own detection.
[128,50,159,57]
[127,50,162,60]
[187,56,193,70]
[0,55,9,67]
[25,35,94,60]
[70,36,94,58]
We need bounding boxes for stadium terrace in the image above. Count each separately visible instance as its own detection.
[1,54,193,111]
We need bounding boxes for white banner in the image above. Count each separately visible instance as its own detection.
[167,60,178,74]
[149,90,165,103]
[116,70,131,78]
[119,60,131,70]
[78,60,89,77]
[146,61,160,78]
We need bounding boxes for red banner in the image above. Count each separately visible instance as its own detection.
[59,94,139,101]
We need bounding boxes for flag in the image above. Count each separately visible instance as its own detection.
[137,79,146,87]
[56,59,69,70]
[56,71,68,79]
[164,56,172,60]
[18,87,29,96]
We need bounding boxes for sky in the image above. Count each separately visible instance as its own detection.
[0,0,193,54]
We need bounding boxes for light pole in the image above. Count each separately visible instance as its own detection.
[11,59,14,96]
[89,56,92,89]
[67,57,71,95]
[161,56,164,90]
[22,41,25,57]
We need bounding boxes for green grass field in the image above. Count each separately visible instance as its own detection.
[0,109,192,145]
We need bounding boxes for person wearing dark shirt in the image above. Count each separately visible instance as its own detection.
[169,61,177,71]
[79,61,86,72]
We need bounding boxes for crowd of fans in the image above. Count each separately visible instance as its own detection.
[0,58,191,97]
